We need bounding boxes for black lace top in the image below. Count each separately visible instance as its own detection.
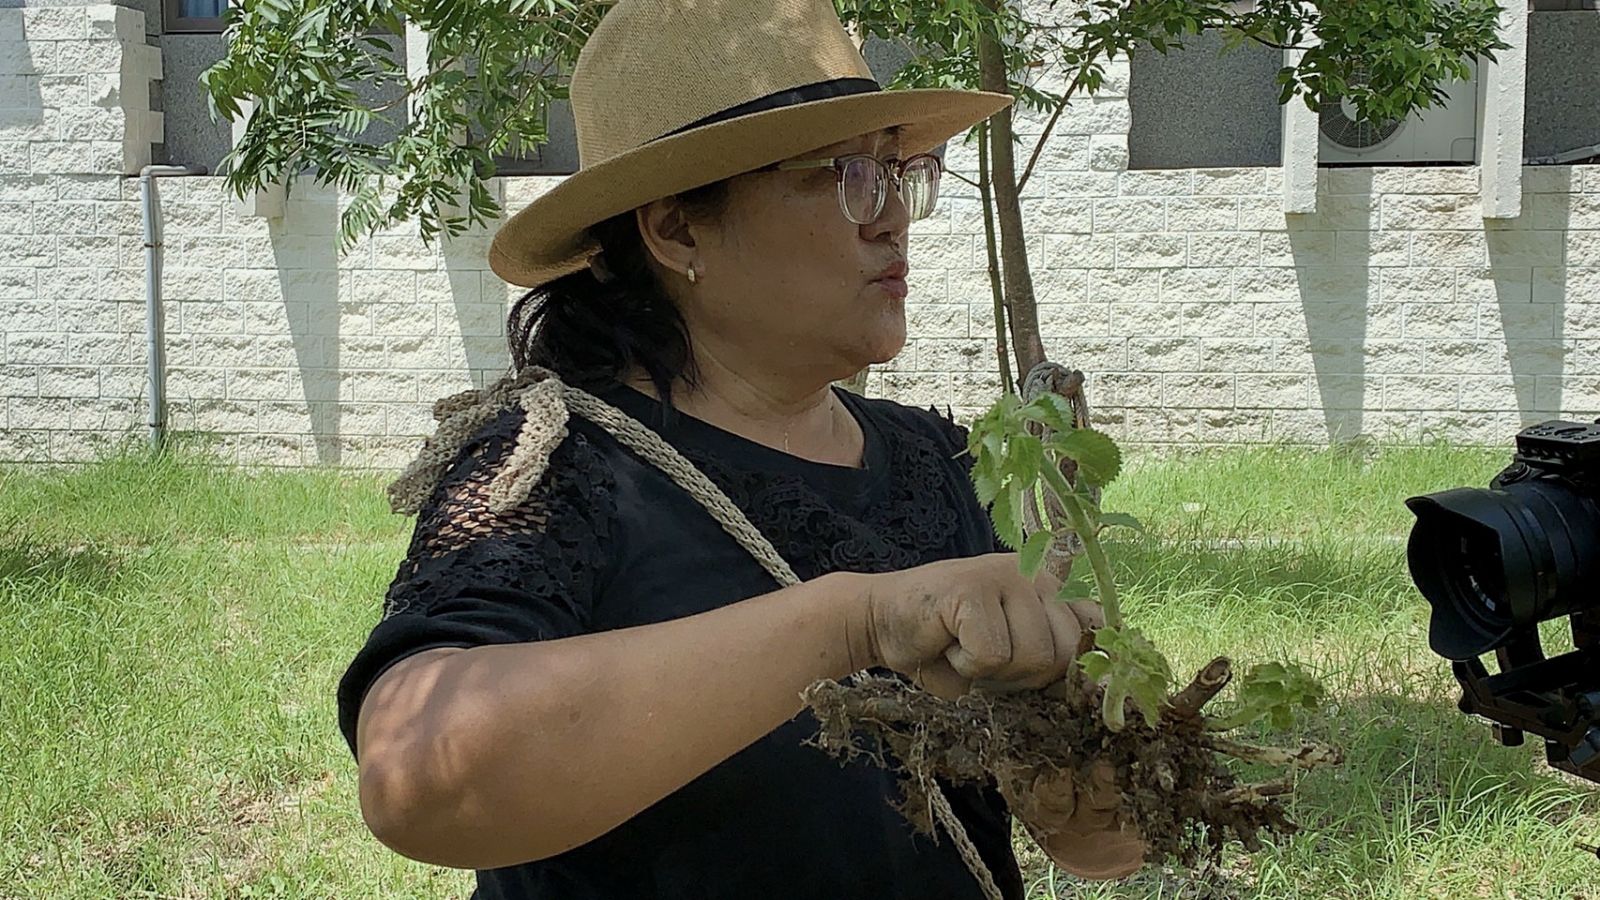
[336,383,1022,900]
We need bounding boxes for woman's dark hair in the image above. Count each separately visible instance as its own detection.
[507,181,732,409]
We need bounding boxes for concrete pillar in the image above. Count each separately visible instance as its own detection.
[1281,45,1320,214]
[231,98,286,219]
[1481,0,1528,219]
[405,21,469,231]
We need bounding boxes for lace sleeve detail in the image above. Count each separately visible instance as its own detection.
[336,407,616,756]
[382,408,616,623]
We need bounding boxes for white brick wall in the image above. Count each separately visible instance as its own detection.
[0,161,568,466]
[2,4,1599,464]
[898,83,1600,448]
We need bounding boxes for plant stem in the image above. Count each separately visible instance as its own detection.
[1039,465,1121,629]
[976,121,1014,395]
[1031,481,1054,533]
[1170,657,1233,718]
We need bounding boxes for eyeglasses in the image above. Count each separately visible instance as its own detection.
[764,152,943,225]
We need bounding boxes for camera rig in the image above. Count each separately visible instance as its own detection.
[1449,421,1600,784]
[1453,608,1600,783]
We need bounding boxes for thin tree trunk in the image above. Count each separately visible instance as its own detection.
[978,1,1046,379]
[977,122,1015,395]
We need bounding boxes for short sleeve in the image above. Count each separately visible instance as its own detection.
[335,408,617,757]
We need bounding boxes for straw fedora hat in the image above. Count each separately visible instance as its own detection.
[487,0,1012,288]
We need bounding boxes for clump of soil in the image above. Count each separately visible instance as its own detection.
[803,661,1306,867]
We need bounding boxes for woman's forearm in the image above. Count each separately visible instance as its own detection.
[355,570,875,869]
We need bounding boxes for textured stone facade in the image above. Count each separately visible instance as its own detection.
[2,4,1598,465]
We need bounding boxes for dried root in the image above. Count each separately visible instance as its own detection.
[1206,737,1342,770]
[803,655,1339,868]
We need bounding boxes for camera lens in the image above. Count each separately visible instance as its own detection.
[1406,479,1600,660]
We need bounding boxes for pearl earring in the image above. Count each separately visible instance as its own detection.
[686,265,698,284]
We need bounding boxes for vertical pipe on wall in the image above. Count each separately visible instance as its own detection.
[139,165,207,451]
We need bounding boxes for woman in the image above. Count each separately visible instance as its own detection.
[337,0,1146,896]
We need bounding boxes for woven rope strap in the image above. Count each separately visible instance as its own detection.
[931,780,1005,900]
[389,367,998,898]
[559,388,800,587]
[556,386,999,900]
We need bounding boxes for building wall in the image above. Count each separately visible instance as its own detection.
[1127,32,1283,170]
[3,4,1599,466]
[1129,12,1600,169]
[916,158,1598,446]
[1525,12,1600,160]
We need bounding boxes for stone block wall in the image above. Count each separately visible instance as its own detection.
[1,5,162,176]
[1,169,561,466]
[880,0,1599,447]
[2,3,167,462]
[896,58,1599,448]
[3,4,1599,465]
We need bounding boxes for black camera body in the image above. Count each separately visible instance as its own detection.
[1406,420,1600,783]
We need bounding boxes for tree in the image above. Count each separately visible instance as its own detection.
[204,0,1507,389]
[834,0,1507,388]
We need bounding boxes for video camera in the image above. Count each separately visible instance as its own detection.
[1405,420,1600,784]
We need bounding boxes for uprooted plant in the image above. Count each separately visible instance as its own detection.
[803,387,1340,869]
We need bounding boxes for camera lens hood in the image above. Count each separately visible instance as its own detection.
[1406,487,1550,660]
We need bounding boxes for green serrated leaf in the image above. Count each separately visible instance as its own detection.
[971,461,1001,506]
[1097,511,1145,534]
[1056,578,1093,602]
[1079,649,1110,682]
[990,483,1024,551]
[1048,428,1122,487]
[1082,626,1173,730]
[1020,392,1076,434]
[981,429,1004,470]
[1005,432,1044,486]
[1210,661,1325,732]
[1018,529,1051,578]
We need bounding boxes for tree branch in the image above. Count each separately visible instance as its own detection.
[978,0,1046,378]
[946,169,981,189]
[977,120,1015,395]
[1016,59,1094,194]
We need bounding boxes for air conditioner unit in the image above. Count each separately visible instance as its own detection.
[1318,63,1481,164]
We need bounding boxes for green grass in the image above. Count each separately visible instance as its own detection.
[3,442,1597,898]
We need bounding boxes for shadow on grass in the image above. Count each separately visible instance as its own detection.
[1262,691,1595,895]
[0,531,128,597]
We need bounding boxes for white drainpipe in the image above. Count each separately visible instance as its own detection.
[139,165,207,450]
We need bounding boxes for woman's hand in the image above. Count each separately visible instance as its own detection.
[852,556,1142,875]
[855,553,1100,698]
[1004,760,1146,880]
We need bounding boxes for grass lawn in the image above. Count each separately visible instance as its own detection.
[2,442,1597,898]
